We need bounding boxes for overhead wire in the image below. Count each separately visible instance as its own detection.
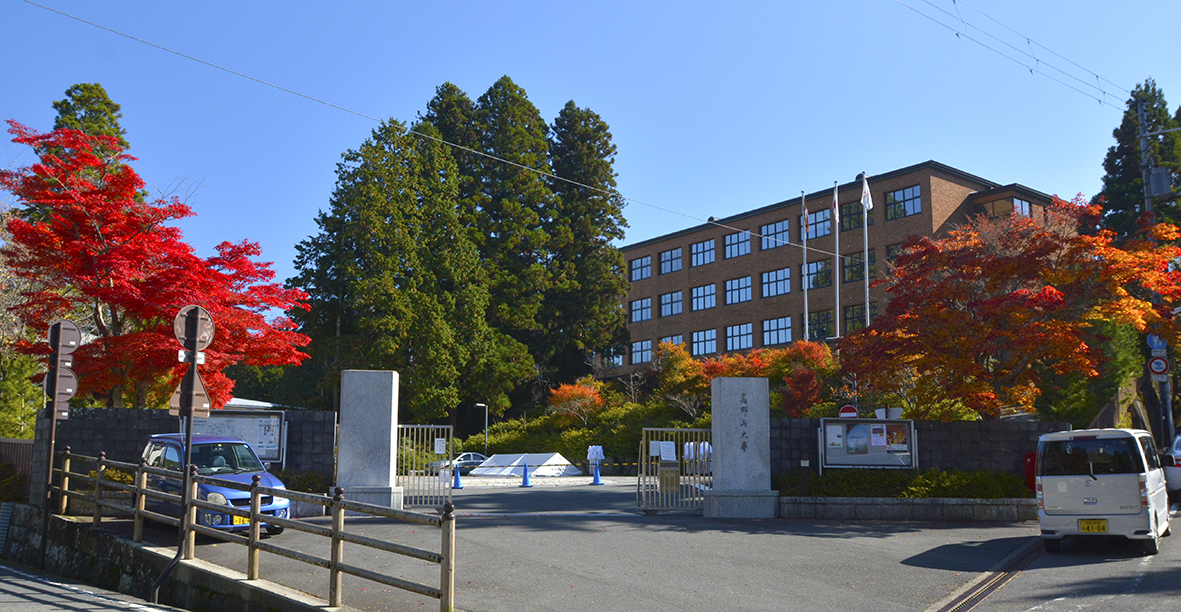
[14,0,858,263]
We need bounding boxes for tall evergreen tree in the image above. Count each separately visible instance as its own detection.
[421,83,481,230]
[1094,79,1181,237]
[544,101,630,381]
[288,120,530,420]
[53,83,129,153]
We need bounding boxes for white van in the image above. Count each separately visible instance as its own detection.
[1036,428,1170,554]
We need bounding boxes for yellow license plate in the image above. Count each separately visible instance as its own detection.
[233,515,250,526]
[1079,519,1107,533]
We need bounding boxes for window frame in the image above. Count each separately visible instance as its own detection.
[885,185,922,221]
[659,290,683,317]
[630,297,652,323]
[726,323,753,351]
[760,219,791,250]
[725,276,752,305]
[802,259,833,289]
[692,329,717,356]
[659,247,683,274]
[724,230,751,259]
[630,255,652,281]
[691,284,716,311]
[761,267,791,298]
[691,239,715,267]
[762,316,792,346]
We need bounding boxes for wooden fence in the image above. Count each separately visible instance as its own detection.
[52,449,455,611]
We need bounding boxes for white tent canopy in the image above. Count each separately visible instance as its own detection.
[468,453,582,477]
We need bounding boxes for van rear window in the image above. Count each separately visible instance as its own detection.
[1038,438,1144,476]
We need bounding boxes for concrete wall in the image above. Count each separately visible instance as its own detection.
[770,417,1071,475]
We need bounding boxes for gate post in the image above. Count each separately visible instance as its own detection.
[329,486,345,607]
[440,501,456,612]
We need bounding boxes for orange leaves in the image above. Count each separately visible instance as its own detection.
[547,380,605,425]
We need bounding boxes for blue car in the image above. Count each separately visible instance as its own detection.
[141,434,290,535]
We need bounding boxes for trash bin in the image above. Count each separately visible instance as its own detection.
[1023,451,1037,493]
[658,462,680,494]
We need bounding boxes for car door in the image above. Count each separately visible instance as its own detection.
[1138,435,1170,533]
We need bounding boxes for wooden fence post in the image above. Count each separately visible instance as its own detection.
[133,458,147,543]
[184,465,197,560]
[329,486,344,607]
[93,451,106,524]
[248,474,261,580]
[440,501,456,612]
[57,446,71,515]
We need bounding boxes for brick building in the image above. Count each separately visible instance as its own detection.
[618,160,1052,370]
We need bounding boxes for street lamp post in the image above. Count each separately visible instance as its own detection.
[477,403,488,457]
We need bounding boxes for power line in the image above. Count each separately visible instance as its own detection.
[16,0,863,264]
[897,0,1124,110]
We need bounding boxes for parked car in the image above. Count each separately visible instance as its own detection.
[428,452,488,475]
[141,434,290,535]
[1036,428,1170,554]
[1161,433,1181,500]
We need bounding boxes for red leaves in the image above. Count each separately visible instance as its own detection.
[1,121,309,408]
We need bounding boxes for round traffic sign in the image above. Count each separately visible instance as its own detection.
[1148,334,1168,350]
[48,320,81,355]
[173,305,215,350]
[1149,356,1170,375]
[838,405,858,418]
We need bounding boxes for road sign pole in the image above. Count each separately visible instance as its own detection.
[39,320,79,571]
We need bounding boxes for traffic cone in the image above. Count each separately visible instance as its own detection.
[520,463,533,488]
[590,460,603,485]
[452,467,463,490]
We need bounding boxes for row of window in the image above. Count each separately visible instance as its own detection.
[630,185,922,281]
[628,304,878,363]
[629,252,881,322]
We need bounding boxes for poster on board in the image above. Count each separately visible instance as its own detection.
[820,418,915,470]
[190,410,286,462]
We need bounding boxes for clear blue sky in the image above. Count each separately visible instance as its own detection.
[3,1,1180,294]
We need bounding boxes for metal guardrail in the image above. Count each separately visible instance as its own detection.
[51,449,456,611]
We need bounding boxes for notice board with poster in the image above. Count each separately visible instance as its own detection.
[819,418,916,472]
[185,410,287,463]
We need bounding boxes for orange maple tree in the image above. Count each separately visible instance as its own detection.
[840,197,1181,417]
[547,379,605,425]
[0,121,309,409]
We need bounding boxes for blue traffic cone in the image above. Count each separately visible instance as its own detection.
[520,464,533,488]
[452,467,463,490]
[590,460,603,485]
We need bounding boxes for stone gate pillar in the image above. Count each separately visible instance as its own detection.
[704,377,778,518]
[337,370,403,509]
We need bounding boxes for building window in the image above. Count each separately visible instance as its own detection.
[726,323,753,351]
[630,256,651,281]
[1014,198,1031,216]
[691,284,716,311]
[980,197,1033,218]
[724,231,751,259]
[885,185,922,220]
[691,239,715,267]
[763,316,792,346]
[840,200,875,232]
[660,334,683,347]
[660,248,682,274]
[806,309,834,340]
[762,267,791,298]
[802,259,833,289]
[761,219,791,250]
[801,208,832,240]
[631,339,653,364]
[842,250,877,283]
[692,329,717,356]
[660,291,683,317]
[843,304,879,334]
[725,276,752,305]
[630,297,651,323]
[606,353,624,367]
[886,243,906,263]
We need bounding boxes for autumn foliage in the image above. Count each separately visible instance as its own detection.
[0,121,309,409]
[547,379,605,425]
[840,197,1181,417]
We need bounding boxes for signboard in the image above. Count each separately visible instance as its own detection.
[819,418,916,470]
[1148,334,1168,350]
[434,438,448,455]
[188,410,286,463]
[838,405,858,418]
[1149,357,1170,376]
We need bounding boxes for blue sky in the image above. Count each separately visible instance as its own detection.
[3,1,1180,293]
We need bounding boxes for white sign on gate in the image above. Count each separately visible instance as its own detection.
[433,438,447,455]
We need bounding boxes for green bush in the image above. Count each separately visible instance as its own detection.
[774,468,1031,499]
[0,462,26,503]
[274,469,332,495]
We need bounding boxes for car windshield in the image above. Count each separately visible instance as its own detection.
[192,442,265,474]
[1039,438,1143,476]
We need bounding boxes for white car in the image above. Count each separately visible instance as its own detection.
[428,452,489,475]
[1162,434,1181,499]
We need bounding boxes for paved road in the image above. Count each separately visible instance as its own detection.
[0,559,186,612]
[120,478,1043,612]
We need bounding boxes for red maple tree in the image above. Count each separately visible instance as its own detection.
[0,121,309,409]
[840,197,1181,418]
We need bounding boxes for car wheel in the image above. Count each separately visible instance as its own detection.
[1042,538,1061,554]
[1143,532,1160,555]
[266,525,285,536]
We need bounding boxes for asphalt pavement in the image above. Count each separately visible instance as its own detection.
[0,559,187,612]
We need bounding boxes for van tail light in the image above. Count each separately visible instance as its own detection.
[1140,474,1149,509]
[1036,477,1044,509]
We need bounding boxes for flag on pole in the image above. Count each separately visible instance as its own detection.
[860,173,874,210]
[832,182,840,226]
[801,194,809,237]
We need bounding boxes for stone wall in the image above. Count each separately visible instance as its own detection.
[31,408,337,504]
[770,417,1070,475]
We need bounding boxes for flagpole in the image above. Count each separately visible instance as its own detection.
[801,191,809,341]
[860,172,873,328]
[833,181,840,340]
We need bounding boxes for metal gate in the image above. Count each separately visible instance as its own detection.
[396,424,453,508]
[638,428,712,512]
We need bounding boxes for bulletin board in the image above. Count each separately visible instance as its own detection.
[183,410,287,463]
[819,418,916,471]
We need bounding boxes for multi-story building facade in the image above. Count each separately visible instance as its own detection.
[618,160,1052,371]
